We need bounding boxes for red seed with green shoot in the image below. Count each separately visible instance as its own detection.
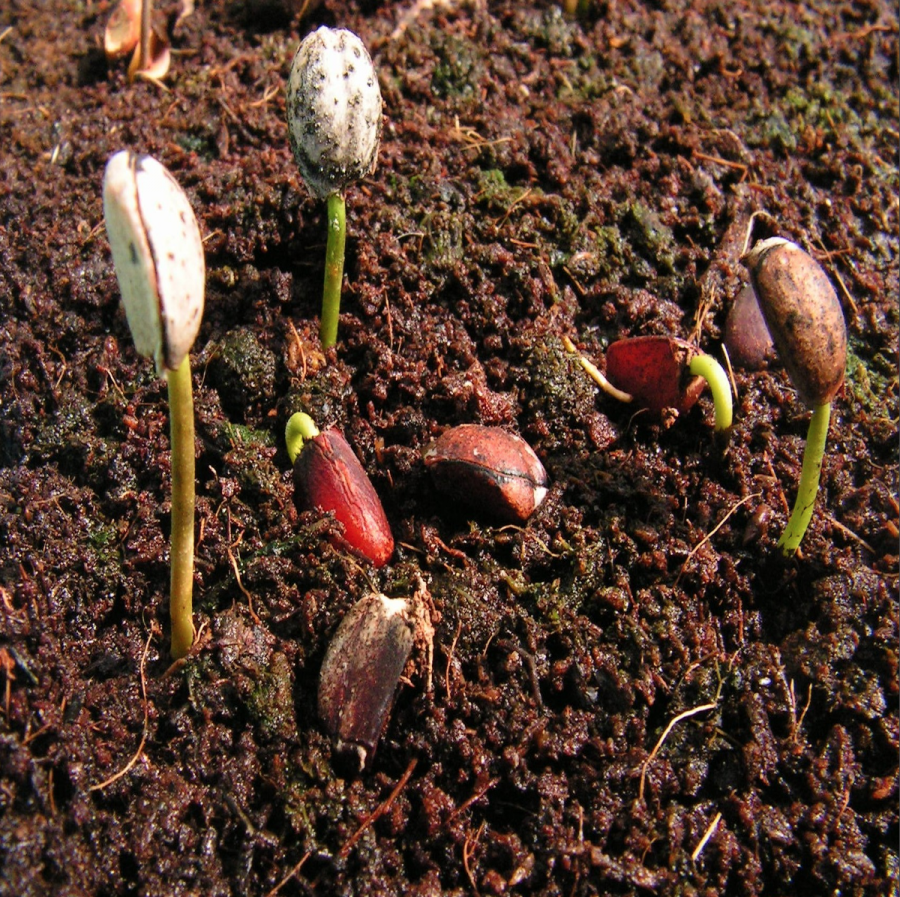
[286,412,394,567]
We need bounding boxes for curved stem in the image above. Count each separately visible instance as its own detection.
[320,192,347,350]
[285,412,320,465]
[778,402,831,555]
[167,358,195,659]
[688,353,733,432]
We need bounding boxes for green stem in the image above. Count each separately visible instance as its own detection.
[167,358,195,659]
[285,412,320,465]
[320,192,346,350]
[778,402,831,555]
[688,353,733,432]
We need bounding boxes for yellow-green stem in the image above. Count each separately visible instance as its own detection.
[687,353,733,432]
[320,192,346,350]
[167,358,195,659]
[778,402,831,555]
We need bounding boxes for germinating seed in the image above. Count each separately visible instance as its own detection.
[286,27,382,200]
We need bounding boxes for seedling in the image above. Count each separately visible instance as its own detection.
[422,424,549,522]
[741,236,847,554]
[567,335,733,433]
[286,27,382,350]
[318,577,434,773]
[103,150,205,659]
[286,412,394,567]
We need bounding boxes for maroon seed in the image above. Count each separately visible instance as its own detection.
[293,428,394,567]
[724,284,776,370]
[422,424,548,523]
[605,336,705,415]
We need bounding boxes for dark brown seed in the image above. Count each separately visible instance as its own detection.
[293,428,394,567]
[422,424,548,523]
[724,284,776,370]
[741,237,847,407]
[743,503,773,545]
[318,580,437,773]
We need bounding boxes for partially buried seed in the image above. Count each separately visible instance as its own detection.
[605,336,705,415]
[318,579,434,773]
[422,424,548,523]
[724,284,776,370]
[603,335,732,432]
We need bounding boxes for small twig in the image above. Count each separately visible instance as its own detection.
[824,513,876,553]
[248,83,279,109]
[792,681,813,740]
[448,116,513,153]
[286,318,308,382]
[21,722,53,747]
[227,545,260,624]
[339,758,417,858]
[691,811,723,861]
[444,620,462,702]
[462,821,486,896]
[693,151,748,177]
[495,187,533,228]
[815,239,858,317]
[721,344,739,405]
[675,493,762,585]
[90,626,155,791]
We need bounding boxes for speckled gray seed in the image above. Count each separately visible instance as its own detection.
[286,27,382,200]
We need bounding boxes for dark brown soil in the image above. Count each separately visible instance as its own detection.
[1,1,897,894]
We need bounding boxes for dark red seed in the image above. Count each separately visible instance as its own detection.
[605,335,705,415]
[422,424,548,523]
[293,428,394,567]
[318,591,416,772]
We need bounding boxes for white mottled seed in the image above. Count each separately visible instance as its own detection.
[286,27,382,200]
[103,150,205,374]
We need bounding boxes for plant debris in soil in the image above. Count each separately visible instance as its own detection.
[0,1,897,895]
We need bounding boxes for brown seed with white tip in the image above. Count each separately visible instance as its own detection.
[423,425,548,523]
